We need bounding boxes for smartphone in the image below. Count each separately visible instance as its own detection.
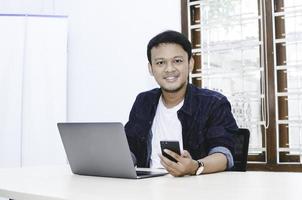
[160,141,181,162]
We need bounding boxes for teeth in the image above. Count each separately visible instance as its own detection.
[165,77,176,81]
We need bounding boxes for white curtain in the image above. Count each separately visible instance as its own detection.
[0,15,67,167]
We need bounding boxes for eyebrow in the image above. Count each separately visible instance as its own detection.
[153,56,184,61]
[174,56,184,59]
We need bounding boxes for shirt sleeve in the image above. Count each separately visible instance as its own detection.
[205,96,238,159]
[209,146,234,170]
[124,95,140,166]
[130,152,137,166]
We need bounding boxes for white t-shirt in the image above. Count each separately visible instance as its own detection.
[150,96,184,168]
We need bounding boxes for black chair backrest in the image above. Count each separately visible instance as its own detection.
[231,128,250,171]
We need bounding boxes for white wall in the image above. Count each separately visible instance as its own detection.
[0,0,57,14]
[0,0,181,124]
[63,0,181,124]
[0,0,180,168]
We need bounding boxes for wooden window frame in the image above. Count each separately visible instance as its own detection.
[181,0,302,171]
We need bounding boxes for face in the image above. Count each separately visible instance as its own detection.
[148,43,194,93]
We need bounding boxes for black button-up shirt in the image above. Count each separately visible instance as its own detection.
[125,84,238,168]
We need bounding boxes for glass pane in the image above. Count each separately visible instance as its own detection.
[189,0,265,159]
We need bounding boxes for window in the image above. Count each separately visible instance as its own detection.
[181,0,302,171]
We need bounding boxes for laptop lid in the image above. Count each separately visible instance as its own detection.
[57,122,167,179]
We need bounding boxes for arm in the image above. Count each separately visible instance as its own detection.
[159,97,237,176]
[159,149,227,176]
[124,96,139,166]
[197,152,227,174]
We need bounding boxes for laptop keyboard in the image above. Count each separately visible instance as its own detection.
[136,170,156,176]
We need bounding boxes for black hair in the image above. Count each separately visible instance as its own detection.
[147,30,192,64]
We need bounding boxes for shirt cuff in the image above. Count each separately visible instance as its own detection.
[208,146,234,170]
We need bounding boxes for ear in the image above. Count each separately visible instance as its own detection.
[148,62,154,76]
[189,57,194,73]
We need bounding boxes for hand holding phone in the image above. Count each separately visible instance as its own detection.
[160,141,181,162]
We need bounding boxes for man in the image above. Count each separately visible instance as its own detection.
[125,30,238,177]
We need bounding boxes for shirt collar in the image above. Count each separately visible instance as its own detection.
[151,83,195,116]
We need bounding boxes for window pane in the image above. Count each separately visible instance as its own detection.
[188,0,265,160]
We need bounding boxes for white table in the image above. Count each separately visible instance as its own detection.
[0,165,301,200]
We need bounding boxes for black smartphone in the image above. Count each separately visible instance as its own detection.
[160,141,181,162]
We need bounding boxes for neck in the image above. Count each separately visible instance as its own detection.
[161,84,187,108]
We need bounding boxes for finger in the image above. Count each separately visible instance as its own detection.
[181,150,192,159]
[160,159,175,171]
[160,159,180,176]
[164,149,181,161]
[159,154,184,177]
[159,154,181,172]
[159,153,178,167]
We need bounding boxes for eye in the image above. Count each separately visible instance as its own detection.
[156,60,165,65]
[174,58,183,64]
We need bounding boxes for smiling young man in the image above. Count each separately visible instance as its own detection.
[125,30,238,176]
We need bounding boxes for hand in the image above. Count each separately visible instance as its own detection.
[159,149,198,177]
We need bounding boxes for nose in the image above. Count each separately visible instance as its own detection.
[164,61,176,72]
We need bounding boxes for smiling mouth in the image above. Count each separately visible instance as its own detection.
[164,76,178,82]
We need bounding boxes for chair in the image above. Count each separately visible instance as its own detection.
[231,128,250,171]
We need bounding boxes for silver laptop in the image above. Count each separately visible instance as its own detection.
[57,122,167,179]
